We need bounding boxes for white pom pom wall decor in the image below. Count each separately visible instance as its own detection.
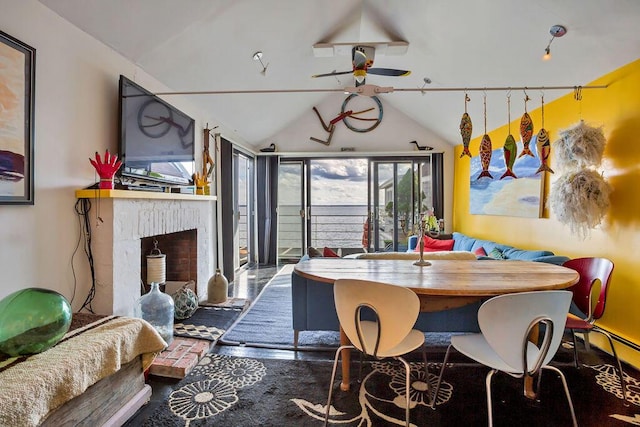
[549,120,611,238]
[549,169,611,239]
[553,121,605,171]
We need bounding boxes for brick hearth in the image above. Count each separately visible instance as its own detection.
[149,337,211,378]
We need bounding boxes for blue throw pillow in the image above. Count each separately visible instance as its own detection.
[452,232,476,251]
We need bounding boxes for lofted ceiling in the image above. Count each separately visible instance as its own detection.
[40,0,640,149]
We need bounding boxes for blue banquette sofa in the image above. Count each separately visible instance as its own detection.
[291,232,570,345]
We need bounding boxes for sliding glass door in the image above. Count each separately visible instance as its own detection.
[308,159,368,254]
[368,158,433,252]
[233,150,254,269]
[371,161,411,252]
[278,156,434,260]
[277,161,306,261]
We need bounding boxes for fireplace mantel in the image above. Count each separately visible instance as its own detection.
[76,188,217,316]
[75,188,217,201]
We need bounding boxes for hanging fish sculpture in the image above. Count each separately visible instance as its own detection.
[500,134,518,179]
[535,128,554,174]
[459,112,473,158]
[518,112,534,157]
[477,134,493,179]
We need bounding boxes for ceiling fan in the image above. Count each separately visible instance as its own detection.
[312,45,411,86]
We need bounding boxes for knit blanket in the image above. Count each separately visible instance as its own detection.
[0,315,166,427]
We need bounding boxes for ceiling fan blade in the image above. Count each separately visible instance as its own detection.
[367,68,411,77]
[311,70,354,78]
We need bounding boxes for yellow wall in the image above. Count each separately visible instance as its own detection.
[453,59,640,368]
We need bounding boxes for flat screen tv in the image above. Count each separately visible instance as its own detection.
[118,75,195,186]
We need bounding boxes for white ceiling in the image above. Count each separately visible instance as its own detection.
[40,0,640,149]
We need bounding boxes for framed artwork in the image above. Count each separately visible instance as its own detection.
[469,135,544,218]
[0,31,35,205]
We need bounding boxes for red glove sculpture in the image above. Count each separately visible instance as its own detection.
[89,150,122,189]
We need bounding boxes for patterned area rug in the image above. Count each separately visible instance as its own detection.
[144,353,640,426]
[173,300,248,341]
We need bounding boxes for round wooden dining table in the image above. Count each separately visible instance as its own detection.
[294,257,579,392]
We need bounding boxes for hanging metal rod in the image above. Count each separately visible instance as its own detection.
[151,88,344,96]
[150,84,607,96]
[393,84,607,93]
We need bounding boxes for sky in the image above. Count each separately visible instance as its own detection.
[279,158,370,205]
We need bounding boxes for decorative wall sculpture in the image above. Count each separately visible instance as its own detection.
[549,121,610,238]
[469,94,544,218]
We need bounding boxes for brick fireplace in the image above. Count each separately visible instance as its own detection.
[141,229,198,288]
[80,191,217,317]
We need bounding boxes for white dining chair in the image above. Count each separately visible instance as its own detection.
[324,279,433,427]
[433,290,577,427]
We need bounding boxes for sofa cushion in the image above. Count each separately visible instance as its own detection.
[323,247,340,257]
[488,247,506,259]
[452,232,477,251]
[414,235,455,252]
[307,247,323,257]
[471,240,510,255]
[474,247,487,256]
[502,247,554,260]
[355,251,476,260]
[529,255,571,265]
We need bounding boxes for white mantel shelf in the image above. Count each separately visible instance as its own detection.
[75,189,217,201]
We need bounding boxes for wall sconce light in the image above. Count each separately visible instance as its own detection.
[252,51,269,75]
[543,24,567,61]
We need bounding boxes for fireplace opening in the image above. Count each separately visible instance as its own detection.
[141,229,197,293]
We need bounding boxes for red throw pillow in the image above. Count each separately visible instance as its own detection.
[323,247,340,257]
[413,236,455,252]
[474,247,487,256]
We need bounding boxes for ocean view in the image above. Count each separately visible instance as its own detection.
[279,204,370,250]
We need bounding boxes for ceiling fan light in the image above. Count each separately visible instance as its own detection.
[354,69,367,83]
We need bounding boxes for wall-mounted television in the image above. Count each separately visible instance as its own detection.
[118,75,195,186]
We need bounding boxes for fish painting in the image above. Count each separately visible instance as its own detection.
[518,112,534,157]
[535,128,554,174]
[477,134,493,179]
[500,134,518,179]
[459,112,473,158]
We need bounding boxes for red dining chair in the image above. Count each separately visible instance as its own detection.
[563,257,628,403]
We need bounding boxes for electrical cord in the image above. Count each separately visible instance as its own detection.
[73,198,97,313]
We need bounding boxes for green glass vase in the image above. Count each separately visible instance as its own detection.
[0,288,72,357]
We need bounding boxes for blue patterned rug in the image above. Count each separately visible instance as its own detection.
[219,266,455,350]
[219,266,341,349]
